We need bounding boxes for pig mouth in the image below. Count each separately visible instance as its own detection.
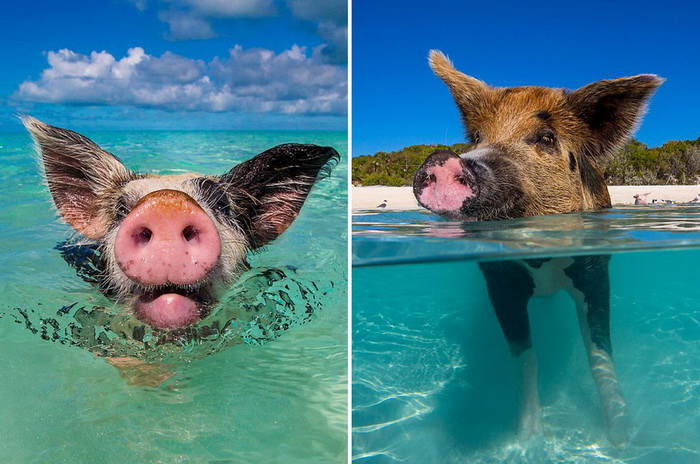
[132,284,213,330]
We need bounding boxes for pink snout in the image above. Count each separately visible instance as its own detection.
[417,157,475,212]
[114,189,221,286]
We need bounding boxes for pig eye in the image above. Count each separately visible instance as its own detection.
[534,130,557,148]
[195,178,232,218]
[455,174,469,185]
[208,191,232,217]
[115,197,130,220]
[214,196,232,216]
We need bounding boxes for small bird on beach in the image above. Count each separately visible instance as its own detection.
[377,200,387,209]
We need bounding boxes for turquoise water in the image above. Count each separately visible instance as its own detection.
[0,130,348,463]
[353,209,700,463]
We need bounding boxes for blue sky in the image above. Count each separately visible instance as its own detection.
[0,0,347,132]
[352,0,700,156]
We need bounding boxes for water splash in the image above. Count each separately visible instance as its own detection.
[1,265,334,362]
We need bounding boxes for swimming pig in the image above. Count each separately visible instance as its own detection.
[414,52,662,221]
[413,51,662,448]
[25,117,338,331]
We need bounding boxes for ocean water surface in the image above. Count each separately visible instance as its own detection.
[0,129,348,463]
[353,208,700,463]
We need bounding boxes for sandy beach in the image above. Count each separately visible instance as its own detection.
[352,185,700,210]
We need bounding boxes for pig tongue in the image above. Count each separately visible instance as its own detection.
[135,293,200,330]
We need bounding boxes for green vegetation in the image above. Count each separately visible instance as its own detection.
[352,143,472,186]
[599,138,700,185]
[352,138,700,186]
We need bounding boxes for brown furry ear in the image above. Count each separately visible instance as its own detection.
[23,116,134,238]
[429,50,491,137]
[566,74,664,157]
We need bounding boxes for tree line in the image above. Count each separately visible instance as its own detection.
[352,138,700,186]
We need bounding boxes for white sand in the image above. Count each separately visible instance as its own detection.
[352,185,700,210]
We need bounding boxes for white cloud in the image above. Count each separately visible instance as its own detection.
[15,46,347,115]
[158,10,216,40]
[157,0,279,40]
[127,0,347,63]
[283,0,348,65]
[313,21,347,65]
[125,0,148,11]
[154,0,277,40]
[285,0,346,24]
[181,0,278,17]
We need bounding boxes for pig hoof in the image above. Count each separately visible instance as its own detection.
[607,411,632,449]
[107,356,175,387]
[518,409,543,440]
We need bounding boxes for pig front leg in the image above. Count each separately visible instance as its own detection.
[106,357,175,387]
[564,255,631,449]
[479,260,543,439]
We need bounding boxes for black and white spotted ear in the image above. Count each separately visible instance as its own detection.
[220,143,339,248]
[23,116,135,239]
[566,74,664,157]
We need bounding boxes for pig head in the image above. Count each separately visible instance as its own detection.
[414,50,663,220]
[25,117,338,330]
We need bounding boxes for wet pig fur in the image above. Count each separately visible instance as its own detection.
[413,51,663,448]
[26,117,339,331]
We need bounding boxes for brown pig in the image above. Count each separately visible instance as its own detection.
[413,51,662,448]
[414,51,662,221]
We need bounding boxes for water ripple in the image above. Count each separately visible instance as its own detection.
[354,207,700,266]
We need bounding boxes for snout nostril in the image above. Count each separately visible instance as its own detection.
[182,225,199,243]
[133,227,152,246]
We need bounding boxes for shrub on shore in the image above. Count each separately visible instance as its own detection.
[352,138,700,186]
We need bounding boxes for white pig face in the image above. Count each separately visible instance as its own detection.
[25,117,338,330]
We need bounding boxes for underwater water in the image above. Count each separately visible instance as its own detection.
[0,130,348,463]
[352,208,700,464]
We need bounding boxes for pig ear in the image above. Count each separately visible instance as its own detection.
[23,117,134,239]
[566,74,664,157]
[220,143,339,248]
[429,50,491,137]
